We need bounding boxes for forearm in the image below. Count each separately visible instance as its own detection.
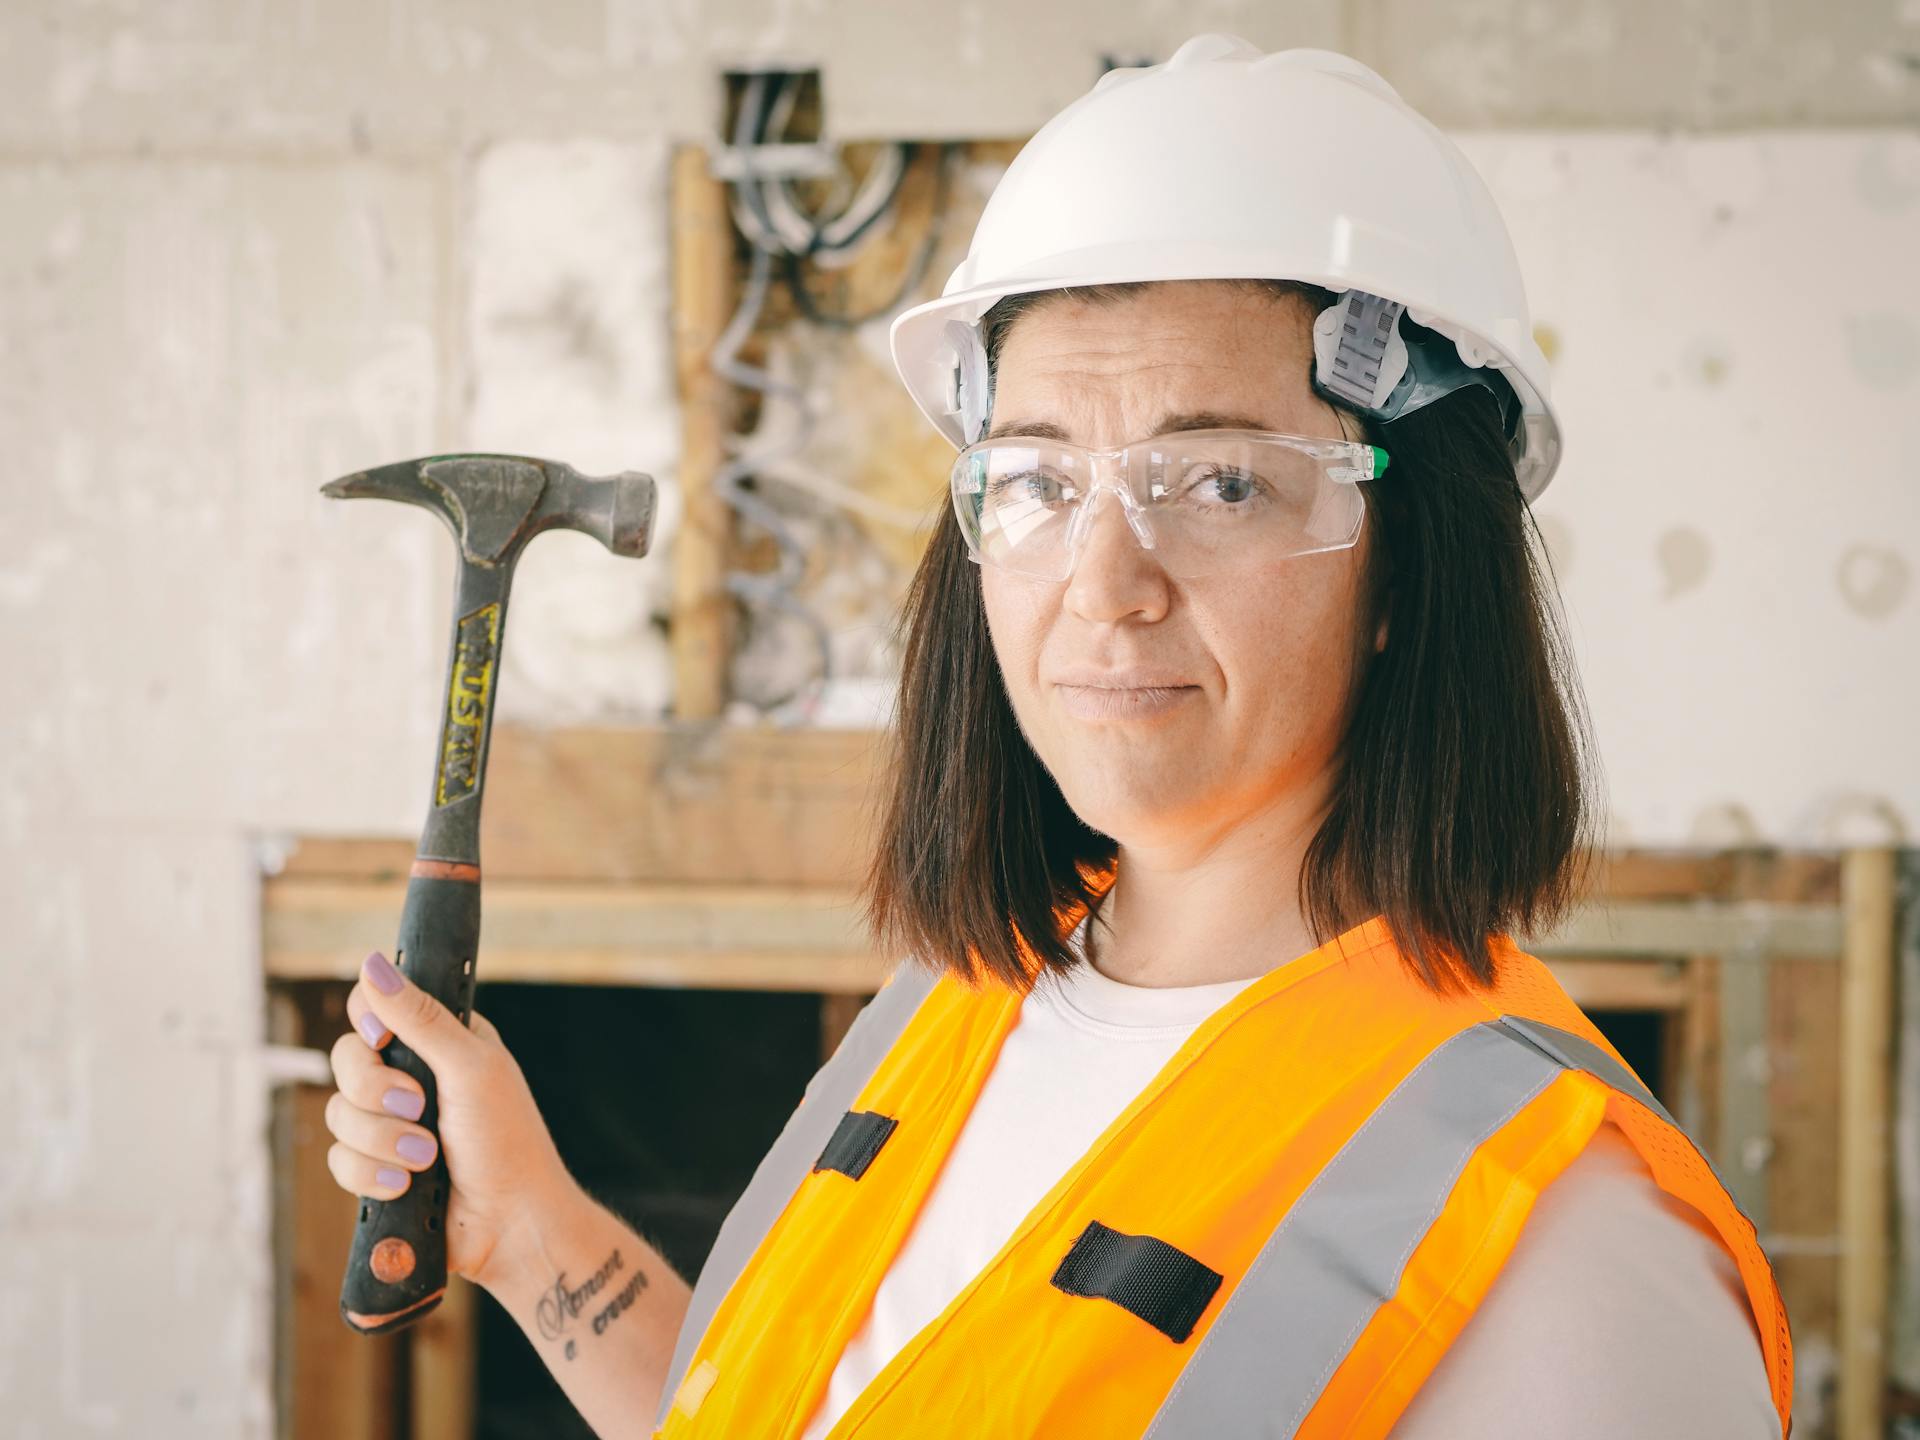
[478,1175,694,1439]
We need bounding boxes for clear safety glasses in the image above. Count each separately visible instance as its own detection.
[949,428,1390,582]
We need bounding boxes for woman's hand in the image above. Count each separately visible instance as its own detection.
[325,950,574,1291]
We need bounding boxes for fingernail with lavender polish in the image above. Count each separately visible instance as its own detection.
[357,1011,387,1048]
[382,1088,425,1121]
[396,1134,437,1165]
[364,951,404,996]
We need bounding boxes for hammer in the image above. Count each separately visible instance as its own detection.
[320,452,657,1334]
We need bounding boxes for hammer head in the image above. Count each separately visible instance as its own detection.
[321,453,656,565]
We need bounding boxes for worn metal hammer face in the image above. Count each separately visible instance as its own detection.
[319,452,656,1336]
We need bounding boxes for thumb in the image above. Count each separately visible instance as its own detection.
[360,950,473,1070]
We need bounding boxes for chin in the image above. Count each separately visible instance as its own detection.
[1053,772,1209,842]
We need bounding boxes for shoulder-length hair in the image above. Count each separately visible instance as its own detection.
[861,278,1603,997]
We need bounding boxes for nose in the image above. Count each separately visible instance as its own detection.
[1061,481,1170,620]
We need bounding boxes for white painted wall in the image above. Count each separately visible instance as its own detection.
[1,3,1915,1434]
[1471,131,1920,848]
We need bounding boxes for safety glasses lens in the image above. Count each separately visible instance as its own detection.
[951,433,1366,579]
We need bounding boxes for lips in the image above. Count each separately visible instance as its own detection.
[1051,676,1199,721]
[1049,670,1195,690]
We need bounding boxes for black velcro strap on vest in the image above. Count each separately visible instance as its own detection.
[811,1109,898,1180]
[1049,1219,1223,1343]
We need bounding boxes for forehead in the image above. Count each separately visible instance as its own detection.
[988,282,1334,446]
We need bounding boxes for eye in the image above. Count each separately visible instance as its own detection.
[1196,468,1257,504]
[1167,464,1266,508]
[988,469,1074,506]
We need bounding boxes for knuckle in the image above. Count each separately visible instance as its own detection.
[326,1141,356,1191]
[328,1140,407,1198]
[329,1030,366,1076]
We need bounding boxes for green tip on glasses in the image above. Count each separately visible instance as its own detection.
[1371,445,1390,478]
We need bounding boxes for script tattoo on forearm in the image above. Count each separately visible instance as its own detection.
[535,1247,651,1361]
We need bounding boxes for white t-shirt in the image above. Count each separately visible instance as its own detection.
[797,917,1780,1439]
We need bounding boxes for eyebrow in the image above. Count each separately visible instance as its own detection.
[983,410,1276,444]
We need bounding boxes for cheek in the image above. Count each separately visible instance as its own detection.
[1207,569,1364,717]
[980,571,1046,699]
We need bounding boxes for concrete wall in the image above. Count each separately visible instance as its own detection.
[2,2,1916,1434]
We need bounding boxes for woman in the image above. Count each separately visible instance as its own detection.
[326,35,1793,1439]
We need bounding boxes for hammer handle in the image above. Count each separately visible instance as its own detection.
[338,869,480,1333]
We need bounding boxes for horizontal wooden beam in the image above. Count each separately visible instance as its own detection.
[1517,900,1845,959]
[1544,956,1691,1011]
[273,723,890,888]
[266,875,1818,1007]
[263,878,894,992]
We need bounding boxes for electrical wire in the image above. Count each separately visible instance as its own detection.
[706,69,959,709]
[782,142,957,329]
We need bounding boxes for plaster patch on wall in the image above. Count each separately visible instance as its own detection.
[1801,791,1910,846]
[467,137,682,723]
[1842,310,1920,389]
[489,272,625,402]
[1687,800,1762,847]
[1837,544,1911,618]
[1656,525,1712,598]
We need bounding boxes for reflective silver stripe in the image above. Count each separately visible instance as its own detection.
[654,960,942,1429]
[1496,1015,1673,1125]
[1496,1015,1746,1227]
[1144,1021,1564,1439]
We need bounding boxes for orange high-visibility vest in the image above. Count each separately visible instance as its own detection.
[654,909,1794,1438]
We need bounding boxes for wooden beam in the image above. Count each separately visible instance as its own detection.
[1540,956,1691,1012]
[272,724,890,888]
[263,878,893,992]
[1518,899,1844,960]
[411,1275,477,1440]
[1839,847,1897,1440]
[670,145,740,721]
[274,983,407,1437]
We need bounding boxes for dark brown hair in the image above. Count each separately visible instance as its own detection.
[861,279,1602,996]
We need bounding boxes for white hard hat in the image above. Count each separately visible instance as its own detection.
[887,33,1564,502]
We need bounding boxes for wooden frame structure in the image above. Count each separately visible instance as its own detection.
[264,143,1906,1440]
[264,721,1903,1440]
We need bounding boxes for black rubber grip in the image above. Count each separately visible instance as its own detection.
[338,871,480,1334]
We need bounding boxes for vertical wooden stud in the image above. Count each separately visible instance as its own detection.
[671,143,738,721]
[1839,846,1896,1439]
[411,1274,478,1440]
